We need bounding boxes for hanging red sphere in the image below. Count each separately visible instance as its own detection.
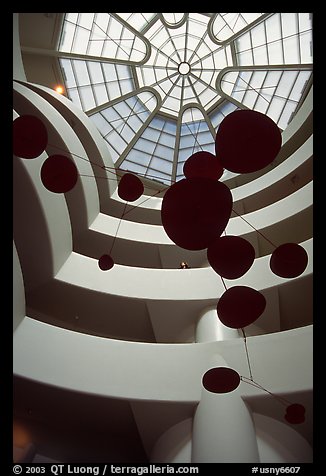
[118,173,144,202]
[183,151,224,180]
[41,154,78,193]
[202,367,241,393]
[215,110,282,173]
[217,286,266,329]
[207,235,255,279]
[284,403,306,424]
[13,115,48,159]
[270,243,308,278]
[161,177,233,250]
[98,254,114,271]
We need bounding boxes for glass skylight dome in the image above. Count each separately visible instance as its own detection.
[58,13,313,185]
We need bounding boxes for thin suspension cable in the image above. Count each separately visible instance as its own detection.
[241,328,253,381]
[46,142,174,184]
[220,275,227,291]
[122,188,167,217]
[109,201,128,255]
[231,208,277,248]
[240,376,292,406]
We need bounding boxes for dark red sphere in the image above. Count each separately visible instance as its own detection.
[284,403,306,424]
[183,151,223,180]
[118,173,144,202]
[270,243,308,278]
[41,154,78,193]
[215,110,282,173]
[217,286,266,329]
[161,177,233,250]
[207,235,255,279]
[13,115,48,159]
[202,367,241,393]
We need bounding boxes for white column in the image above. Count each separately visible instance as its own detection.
[196,306,239,342]
[192,386,260,463]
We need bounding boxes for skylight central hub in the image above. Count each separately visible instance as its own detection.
[178,62,191,75]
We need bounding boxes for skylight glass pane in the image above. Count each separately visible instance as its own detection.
[91,113,112,135]
[88,62,104,83]
[120,160,148,175]
[121,116,176,182]
[127,150,152,168]
[299,31,313,63]
[79,86,96,110]
[116,13,156,32]
[73,61,90,86]
[289,71,311,100]
[67,88,82,110]
[162,13,185,25]
[74,27,91,54]
[136,138,157,154]
[60,22,75,52]
[79,13,95,29]
[90,90,157,163]
[219,68,311,130]
[236,12,313,66]
[211,13,264,41]
[60,58,76,88]
[93,84,108,104]
[58,13,148,63]
[150,157,173,174]
[278,102,297,130]
[176,107,215,180]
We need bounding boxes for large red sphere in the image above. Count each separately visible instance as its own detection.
[217,286,266,329]
[215,110,282,173]
[161,178,232,250]
[118,173,144,202]
[207,235,255,279]
[202,367,241,393]
[284,403,306,424]
[183,151,223,180]
[13,115,48,159]
[41,154,78,193]
[270,243,308,278]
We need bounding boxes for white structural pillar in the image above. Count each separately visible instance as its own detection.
[192,383,260,463]
[191,352,260,463]
[196,306,239,342]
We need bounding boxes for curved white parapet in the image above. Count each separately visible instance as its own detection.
[13,318,312,402]
[282,86,313,146]
[13,82,312,267]
[13,81,100,232]
[13,81,312,227]
[13,242,26,332]
[231,135,313,209]
[87,178,312,248]
[13,112,73,291]
[17,80,118,200]
[13,13,27,81]
[54,239,312,301]
[223,86,313,191]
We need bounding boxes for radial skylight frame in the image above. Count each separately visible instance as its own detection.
[57,12,313,186]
